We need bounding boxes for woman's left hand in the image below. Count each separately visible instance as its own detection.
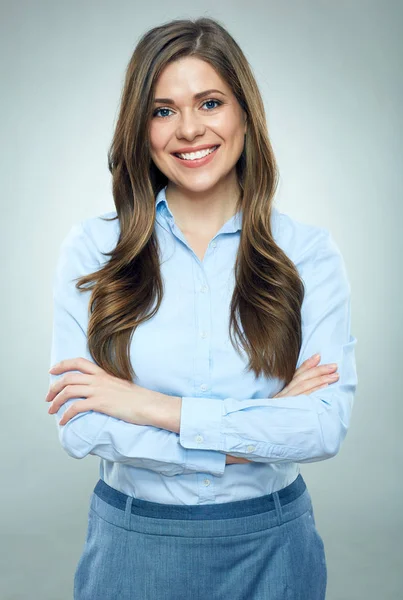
[45,357,152,426]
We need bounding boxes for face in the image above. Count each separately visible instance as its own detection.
[148,56,247,194]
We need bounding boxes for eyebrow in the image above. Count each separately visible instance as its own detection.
[153,89,226,104]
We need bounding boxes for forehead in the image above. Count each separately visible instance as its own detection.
[153,57,231,96]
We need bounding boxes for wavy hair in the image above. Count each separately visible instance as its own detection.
[74,17,305,385]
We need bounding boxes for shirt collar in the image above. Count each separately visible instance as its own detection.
[155,185,243,234]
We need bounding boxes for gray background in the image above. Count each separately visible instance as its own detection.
[1,1,402,598]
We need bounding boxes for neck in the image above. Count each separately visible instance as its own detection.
[165,176,242,236]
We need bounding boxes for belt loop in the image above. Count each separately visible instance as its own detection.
[124,495,134,529]
[273,491,283,526]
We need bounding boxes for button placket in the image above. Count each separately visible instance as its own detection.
[193,262,211,396]
[192,260,217,503]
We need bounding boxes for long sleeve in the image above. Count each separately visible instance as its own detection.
[49,220,226,477]
[179,228,358,463]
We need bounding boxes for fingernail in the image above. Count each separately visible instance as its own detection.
[312,353,320,361]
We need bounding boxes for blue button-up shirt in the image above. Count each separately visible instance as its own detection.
[49,185,358,505]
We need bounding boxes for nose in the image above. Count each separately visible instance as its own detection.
[175,109,205,140]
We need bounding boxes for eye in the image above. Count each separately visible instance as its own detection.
[153,107,173,119]
[201,99,222,111]
[152,98,223,119]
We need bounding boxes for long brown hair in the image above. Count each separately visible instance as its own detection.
[74,17,305,386]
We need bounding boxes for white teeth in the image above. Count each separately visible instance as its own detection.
[176,146,217,160]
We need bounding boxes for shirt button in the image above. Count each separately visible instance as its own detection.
[200,331,208,338]
[200,384,208,391]
[200,285,208,293]
[211,241,217,248]
[246,445,255,452]
[203,479,211,486]
[195,434,204,443]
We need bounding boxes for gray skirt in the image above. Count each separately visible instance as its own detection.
[74,473,327,599]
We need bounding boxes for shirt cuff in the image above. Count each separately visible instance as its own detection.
[179,397,224,452]
[182,445,226,477]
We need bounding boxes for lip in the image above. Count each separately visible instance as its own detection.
[172,145,220,169]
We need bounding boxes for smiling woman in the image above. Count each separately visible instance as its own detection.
[48,14,357,600]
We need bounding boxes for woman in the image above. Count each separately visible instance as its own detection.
[46,16,358,600]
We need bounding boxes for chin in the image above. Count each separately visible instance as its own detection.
[178,178,224,192]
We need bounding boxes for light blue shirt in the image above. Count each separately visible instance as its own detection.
[49,185,358,504]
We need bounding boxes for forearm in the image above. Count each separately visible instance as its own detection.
[143,391,182,433]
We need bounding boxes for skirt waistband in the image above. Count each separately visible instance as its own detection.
[94,474,306,520]
[90,474,312,536]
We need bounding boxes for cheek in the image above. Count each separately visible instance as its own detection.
[219,114,245,147]
[226,129,246,157]
[149,124,167,154]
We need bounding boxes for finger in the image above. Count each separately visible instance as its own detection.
[49,357,102,376]
[303,372,339,394]
[293,354,321,376]
[275,382,329,399]
[285,372,335,395]
[45,373,92,403]
[48,385,91,414]
[294,356,337,378]
[58,399,101,426]
[286,364,338,393]
[276,373,338,398]
[305,383,329,394]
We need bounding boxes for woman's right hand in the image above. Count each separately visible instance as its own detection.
[272,353,339,398]
[225,353,339,464]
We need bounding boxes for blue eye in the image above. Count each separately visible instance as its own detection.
[203,99,221,110]
[152,98,222,119]
[153,107,172,118]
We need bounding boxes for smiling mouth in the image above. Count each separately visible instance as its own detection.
[172,145,220,161]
